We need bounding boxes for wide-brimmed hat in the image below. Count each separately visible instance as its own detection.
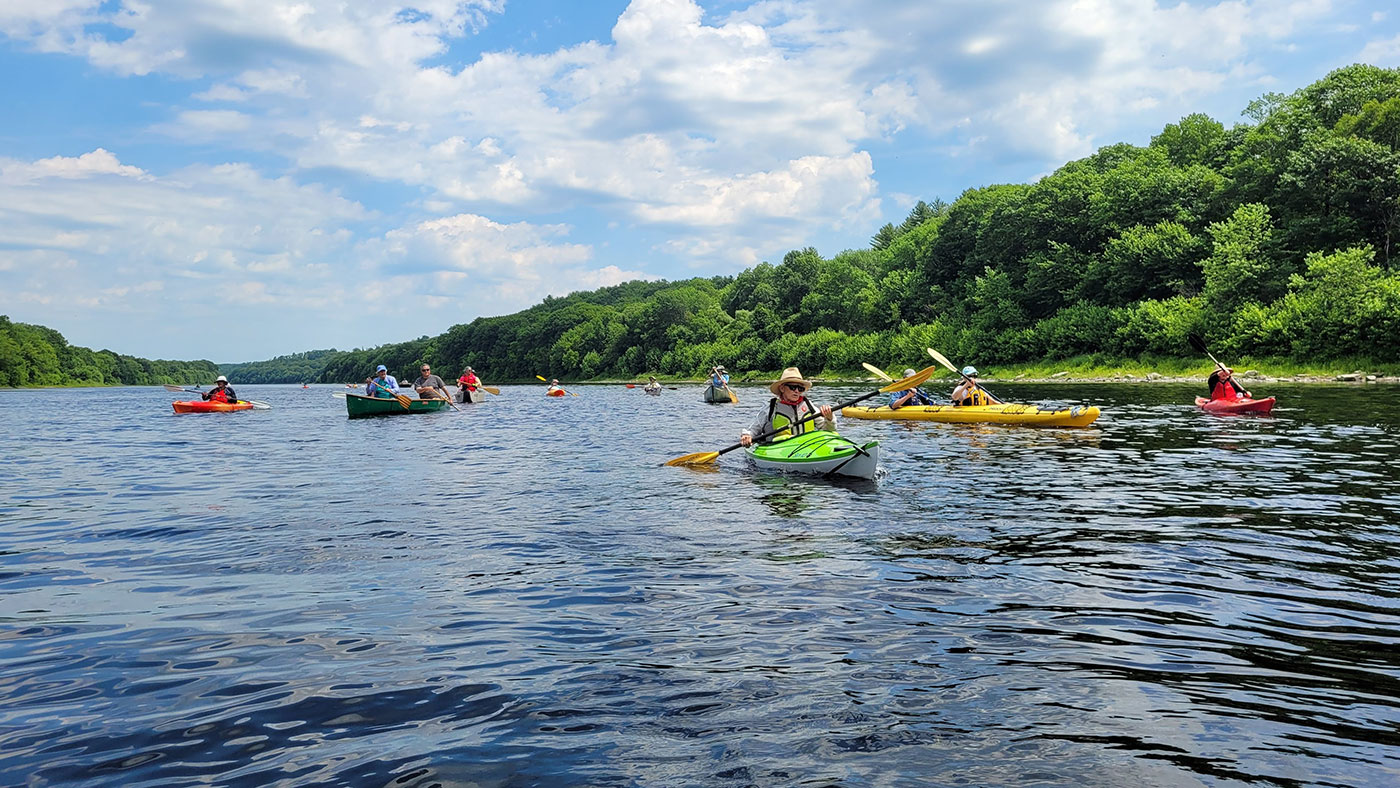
[769,367,812,396]
[215,375,228,383]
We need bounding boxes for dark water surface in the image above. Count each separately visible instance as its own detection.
[2,382,1398,787]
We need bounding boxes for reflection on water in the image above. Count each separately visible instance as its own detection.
[1,382,1398,786]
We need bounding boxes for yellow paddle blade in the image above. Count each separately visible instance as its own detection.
[861,362,894,382]
[878,365,936,393]
[481,386,501,395]
[665,451,720,467]
[926,348,957,372]
[536,375,549,382]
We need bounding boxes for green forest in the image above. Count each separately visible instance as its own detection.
[0,315,218,387]
[5,65,1400,388]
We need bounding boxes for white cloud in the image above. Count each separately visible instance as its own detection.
[1360,33,1400,64]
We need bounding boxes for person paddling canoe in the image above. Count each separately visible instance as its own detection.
[202,375,238,404]
[1206,366,1250,401]
[888,368,935,409]
[457,366,483,403]
[739,367,836,446]
[643,376,662,394]
[951,366,999,406]
[411,363,451,400]
[366,365,399,398]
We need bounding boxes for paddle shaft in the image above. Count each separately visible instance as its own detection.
[371,378,412,408]
[927,349,1001,405]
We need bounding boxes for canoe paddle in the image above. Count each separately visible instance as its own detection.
[369,378,413,409]
[926,348,1002,404]
[536,375,578,396]
[712,367,738,404]
[163,383,271,410]
[665,365,936,467]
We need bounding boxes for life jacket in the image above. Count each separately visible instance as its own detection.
[209,386,231,403]
[956,386,989,407]
[1211,381,1240,401]
[765,396,818,439]
[460,374,479,391]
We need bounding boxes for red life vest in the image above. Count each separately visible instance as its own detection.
[459,373,479,391]
[209,386,231,403]
[1211,381,1240,401]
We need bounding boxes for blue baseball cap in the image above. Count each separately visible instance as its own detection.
[376,365,387,372]
[961,366,978,376]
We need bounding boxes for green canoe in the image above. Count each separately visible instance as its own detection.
[345,392,448,419]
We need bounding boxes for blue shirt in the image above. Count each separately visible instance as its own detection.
[888,388,933,408]
[711,373,730,387]
[367,374,399,397]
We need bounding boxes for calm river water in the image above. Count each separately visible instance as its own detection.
[2,382,1398,787]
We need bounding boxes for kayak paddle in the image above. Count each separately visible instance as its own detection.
[925,349,1002,404]
[860,362,894,382]
[163,383,271,409]
[1189,334,1252,399]
[1188,334,1229,373]
[536,375,578,396]
[665,365,936,467]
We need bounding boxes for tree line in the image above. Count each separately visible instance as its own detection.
[0,316,218,387]
[7,65,1399,388]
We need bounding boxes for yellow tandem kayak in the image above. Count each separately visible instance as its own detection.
[842,403,1101,427]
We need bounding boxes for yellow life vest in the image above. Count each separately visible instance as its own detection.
[956,387,989,407]
[767,397,815,439]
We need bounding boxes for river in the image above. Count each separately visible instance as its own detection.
[1,382,1397,786]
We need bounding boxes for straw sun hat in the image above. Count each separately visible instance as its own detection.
[769,367,813,396]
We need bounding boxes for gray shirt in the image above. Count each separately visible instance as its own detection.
[413,374,448,393]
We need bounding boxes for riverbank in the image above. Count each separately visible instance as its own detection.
[587,355,1400,386]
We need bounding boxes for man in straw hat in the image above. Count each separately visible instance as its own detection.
[738,367,836,446]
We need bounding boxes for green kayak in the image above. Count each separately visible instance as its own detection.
[746,431,880,480]
[345,393,448,419]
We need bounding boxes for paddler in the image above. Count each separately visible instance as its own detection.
[1207,366,1250,401]
[710,366,730,389]
[888,368,935,409]
[412,364,451,400]
[951,366,999,406]
[457,366,482,402]
[738,367,836,446]
[547,379,564,395]
[366,365,399,398]
[201,375,238,404]
[643,376,662,394]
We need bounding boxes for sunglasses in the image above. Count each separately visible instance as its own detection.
[783,383,805,391]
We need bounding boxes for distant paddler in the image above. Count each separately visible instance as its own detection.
[643,376,662,395]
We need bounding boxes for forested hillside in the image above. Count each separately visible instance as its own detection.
[0,316,217,387]
[304,65,1400,384]
[220,350,342,384]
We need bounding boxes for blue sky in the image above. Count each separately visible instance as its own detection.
[2,0,1398,363]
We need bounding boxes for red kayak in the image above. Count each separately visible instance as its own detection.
[545,389,566,397]
[172,400,254,413]
[1195,396,1276,415]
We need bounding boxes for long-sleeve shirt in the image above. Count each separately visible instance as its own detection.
[367,375,399,397]
[203,385,237,402]
[743,397,836,443]
[888,388,933,408]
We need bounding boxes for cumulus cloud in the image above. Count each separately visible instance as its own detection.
[0,148,621,356]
